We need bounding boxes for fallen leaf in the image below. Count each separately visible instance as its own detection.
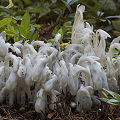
[47,112,55,119]
[115,118,120,120]
[113,31,120,36]
[102,91,108,98]
[110,104,116,113]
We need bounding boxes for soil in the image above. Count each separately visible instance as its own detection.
[0,102,120,120]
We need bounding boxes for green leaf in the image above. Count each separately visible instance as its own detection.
[100,98,109,103]
[67,0,80,6]
[102,91,108,98]
[23,0,32,5]
[112,20,120,31]
[0,18,12,28]
[61,0,71,12]
[29,24,41,41]
[103,88,120,100]
[51,0,57,3]
[31,30,39,41]
[48,38,54,45]
[8,24,15,33]
[0,5,5,9]
[19,106,25,111]
[14,35,19,42]
[99,0,116,15]
[63,21,72,31]
[13,16,22,21]
[27,2,51,18]
[87,19,96,25]
[113,49,120,57]
[6,24,15,37]
[19,11,30,39]
[100,98,120,105]
[56,0,67,14]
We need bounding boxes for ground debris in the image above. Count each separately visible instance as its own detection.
[0,102,119,120]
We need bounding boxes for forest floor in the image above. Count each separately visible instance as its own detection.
[0,102,120,120]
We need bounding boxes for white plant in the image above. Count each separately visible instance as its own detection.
[0,31,8,59]
[75,85,93,114]
[0,4,119,115]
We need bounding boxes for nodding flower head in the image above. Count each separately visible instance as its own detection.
[96,29,111,40]
[0,31,8,58]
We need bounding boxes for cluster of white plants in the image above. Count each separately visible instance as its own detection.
[0,4,119,114]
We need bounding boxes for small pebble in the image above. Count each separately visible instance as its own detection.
[70,102,76,108]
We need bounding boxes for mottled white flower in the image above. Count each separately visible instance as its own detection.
[0,31,8,58]
[44,74,57,92]
[35,88,46,113]
[76,85,92,114]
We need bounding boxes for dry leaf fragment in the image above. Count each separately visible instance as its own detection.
[47,112,56,119]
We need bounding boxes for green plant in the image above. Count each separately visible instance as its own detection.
[0,0,80,43]
[0,11,40,43]
[100,88,120,105]
[0,0,120,45]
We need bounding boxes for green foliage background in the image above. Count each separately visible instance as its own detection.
[0,0,120,44]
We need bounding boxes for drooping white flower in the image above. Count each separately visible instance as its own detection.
[5,70,18,105]
[13,40,23,48]
[32,57,48,82]
[90,61,108,90]
[24,54,33,86]
[44,74,57,92]
[68,63,90,95]
[17,60,26,78]
[70,53,82,64]
[95,29,111,63]
[76,85,92,114]
[71,5,85,44]
[23,42,37,60]
[31,40,45,47]
[42,65,52,83]
[54,33,61,51]
[6,70,18,91]
[35,88,46,113]
[77,55,108,90]
[66,44,84,53]
[106,56,118,91]
[110,36,120,45]
[108,43,120,59]
[0,31,8,58]
[5,53,19,72]
[58,59,69,89]
[0,66,5,89]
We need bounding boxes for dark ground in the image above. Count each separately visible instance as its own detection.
[0,102,120,120]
